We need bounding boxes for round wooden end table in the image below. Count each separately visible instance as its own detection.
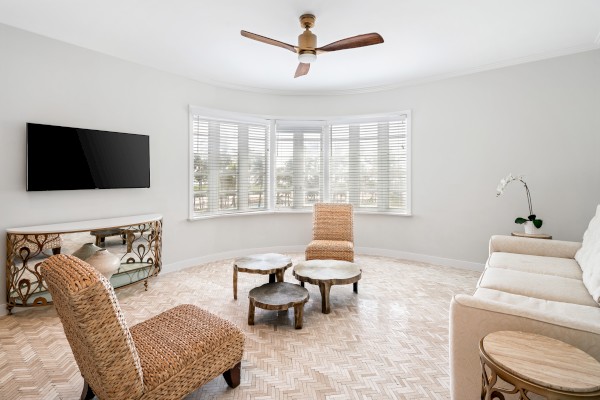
[232,253,292,300]
[248,282,309,329]
[479,331,600,400]
[511,232,552,240]
[293,259,361,314]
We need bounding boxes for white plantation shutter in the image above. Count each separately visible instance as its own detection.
[191,115,268,217]
[274,121,323,210]
[330,115,409,214]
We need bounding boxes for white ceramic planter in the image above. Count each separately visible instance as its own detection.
[523,221,542,235]
[86,249,120,280]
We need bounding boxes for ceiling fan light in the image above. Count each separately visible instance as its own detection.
[298,52,317,63]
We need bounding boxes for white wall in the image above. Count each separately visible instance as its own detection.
[1,23,599,310]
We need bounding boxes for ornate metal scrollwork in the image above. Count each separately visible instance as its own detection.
[6,218,163,314]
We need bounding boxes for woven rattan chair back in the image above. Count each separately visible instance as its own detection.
[312,203,354,242]
[41,254,144,400]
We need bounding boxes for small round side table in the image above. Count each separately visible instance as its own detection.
[479,331,600,400]
[232,253,292,300]
[293,259,361,314]
[511,232,552,240]
[248,282,309,329]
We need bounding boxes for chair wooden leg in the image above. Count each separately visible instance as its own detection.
[223,362,241,388]
[81,380,95,400]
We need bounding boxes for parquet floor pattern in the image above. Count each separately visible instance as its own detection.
[0,254,479,399]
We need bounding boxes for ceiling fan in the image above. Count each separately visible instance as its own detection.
[241,14,384,78]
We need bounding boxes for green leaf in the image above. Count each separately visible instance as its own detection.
[515,217,528,224]
[528,214,536,221]
[533,219,543,229]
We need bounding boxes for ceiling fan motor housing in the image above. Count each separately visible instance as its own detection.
[298,30,317,53]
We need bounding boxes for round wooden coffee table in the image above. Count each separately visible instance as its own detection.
[248,282,309,329]
[232,253,292,300]
[480,331,600,399]
[293,259,361,314]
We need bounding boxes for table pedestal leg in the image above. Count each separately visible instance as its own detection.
[233,267,238,300]
[353,282,358,293]
[275,270,284,282]
[318,282,332,314]
[300,281,305,287]
[248,299,255,325]
[269,273,275,283]
[293,304,304,329]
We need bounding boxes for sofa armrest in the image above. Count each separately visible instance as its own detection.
[488,235,581,258]
[449,294,600,400]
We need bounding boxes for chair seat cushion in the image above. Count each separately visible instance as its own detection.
[130,304,244,393]
[306,240,354,262]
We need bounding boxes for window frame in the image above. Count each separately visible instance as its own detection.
[189,107,412,220]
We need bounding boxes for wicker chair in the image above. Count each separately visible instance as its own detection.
[305,203,354,262]
[40,255,245,400]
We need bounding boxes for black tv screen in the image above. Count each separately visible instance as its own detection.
[27,123,150,191]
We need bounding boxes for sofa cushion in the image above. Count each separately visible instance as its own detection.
[474,288,600,321]
[487,252,582,280]
[478,268,598,307]
[575,204,600,303]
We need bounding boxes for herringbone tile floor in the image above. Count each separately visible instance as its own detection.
[0,254,479,399]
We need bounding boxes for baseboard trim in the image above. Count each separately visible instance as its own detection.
[356,247,485,272]
[161,245,307,275]
[160,245,484,276]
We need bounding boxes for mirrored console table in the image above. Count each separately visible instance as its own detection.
[6,214,162,314]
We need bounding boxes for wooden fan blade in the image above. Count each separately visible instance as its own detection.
[316,33,384,53]
[294,63,310,78]
[241,30,297,53]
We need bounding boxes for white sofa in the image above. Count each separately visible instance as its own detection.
[449,209,600,399]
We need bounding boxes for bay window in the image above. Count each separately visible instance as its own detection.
[190,109,410,219]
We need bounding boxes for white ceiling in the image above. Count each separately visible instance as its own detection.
[1,0,599,95]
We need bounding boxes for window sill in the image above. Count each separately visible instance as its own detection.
[188,209,412,221]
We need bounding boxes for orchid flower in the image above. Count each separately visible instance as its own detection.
[496,173,543,228]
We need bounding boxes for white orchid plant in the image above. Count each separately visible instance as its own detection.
[496,173,543,229]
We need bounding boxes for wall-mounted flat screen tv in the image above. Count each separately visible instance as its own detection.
[27,123,150,191]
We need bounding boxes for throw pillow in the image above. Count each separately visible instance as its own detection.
[575,204,600,304]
